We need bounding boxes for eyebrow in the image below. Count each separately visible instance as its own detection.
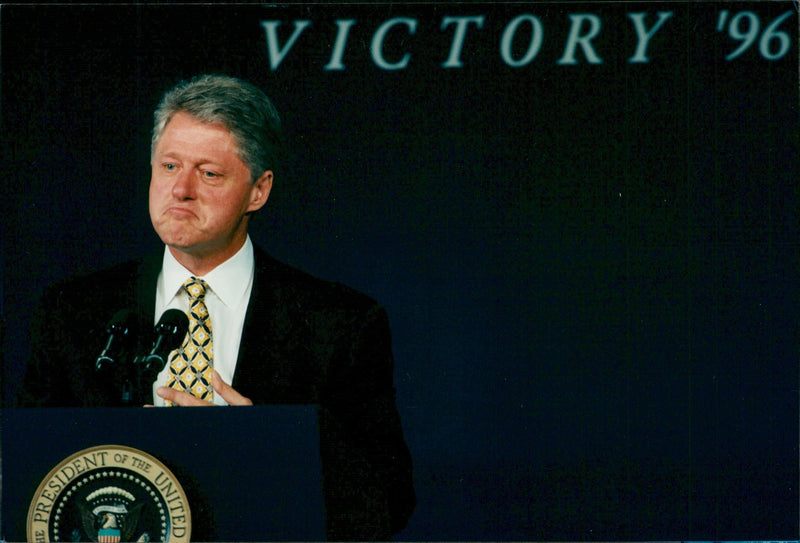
[157,151,227,168]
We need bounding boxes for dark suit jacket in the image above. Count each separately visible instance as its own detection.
[17,245,416,540]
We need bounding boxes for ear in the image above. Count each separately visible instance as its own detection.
[247,170,273,213]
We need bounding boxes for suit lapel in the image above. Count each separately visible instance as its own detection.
[134,251,162,350]
[232,246,316,403]
[232,247,281,397]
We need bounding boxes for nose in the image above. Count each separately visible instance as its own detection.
[171,168,196,200]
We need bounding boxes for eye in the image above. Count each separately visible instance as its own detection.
[162,163,177,171]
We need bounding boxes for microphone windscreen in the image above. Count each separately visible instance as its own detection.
[154,308,189,354]
[95,308,137,371]
[107,308,136,335]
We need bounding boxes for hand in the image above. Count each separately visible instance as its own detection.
[154,370,253,407]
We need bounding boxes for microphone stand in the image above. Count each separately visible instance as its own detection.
[130,308,188,405]
[95,308,187,406]
[131,353,169,406]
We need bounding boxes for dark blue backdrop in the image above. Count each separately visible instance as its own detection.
[2,3,797,540]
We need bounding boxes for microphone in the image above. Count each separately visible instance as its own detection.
[139,309,189,374]
[95,309,137,371]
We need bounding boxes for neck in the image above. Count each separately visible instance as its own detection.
[168,236,248,276]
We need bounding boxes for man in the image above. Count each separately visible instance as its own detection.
[18,74,415,539]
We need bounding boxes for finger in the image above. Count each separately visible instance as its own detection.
[156,386,215,407]
[211,370,253,406]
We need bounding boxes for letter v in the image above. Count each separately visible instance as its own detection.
[261,20,312,70]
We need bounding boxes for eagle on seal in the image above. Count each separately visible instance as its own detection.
[77,498,145,543]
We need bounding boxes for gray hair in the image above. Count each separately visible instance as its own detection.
[150,74,283,182]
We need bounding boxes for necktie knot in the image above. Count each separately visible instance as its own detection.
[184,277,209,301]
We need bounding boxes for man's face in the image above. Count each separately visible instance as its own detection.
[149,111,271,267]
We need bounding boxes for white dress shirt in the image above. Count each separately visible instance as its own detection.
[151,236,255,406]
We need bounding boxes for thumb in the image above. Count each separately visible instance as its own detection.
[212,370,253,406]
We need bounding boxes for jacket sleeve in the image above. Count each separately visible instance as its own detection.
[318,303,416,540]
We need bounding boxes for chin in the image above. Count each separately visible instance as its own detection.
[157,231,199,251]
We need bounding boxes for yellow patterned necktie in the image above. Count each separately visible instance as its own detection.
[166,277,214,403]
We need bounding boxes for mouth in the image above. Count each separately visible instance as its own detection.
[165,206,196,218]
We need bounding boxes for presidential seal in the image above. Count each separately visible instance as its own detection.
[27,445,190,543]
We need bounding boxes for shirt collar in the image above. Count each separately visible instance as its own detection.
[161,236,255,308]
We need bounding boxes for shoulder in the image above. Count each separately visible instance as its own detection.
[35,256,160,333]
[252,246,382,315]
[43,258,148,304]
[27,257,153,366]
[48,258,146,292]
